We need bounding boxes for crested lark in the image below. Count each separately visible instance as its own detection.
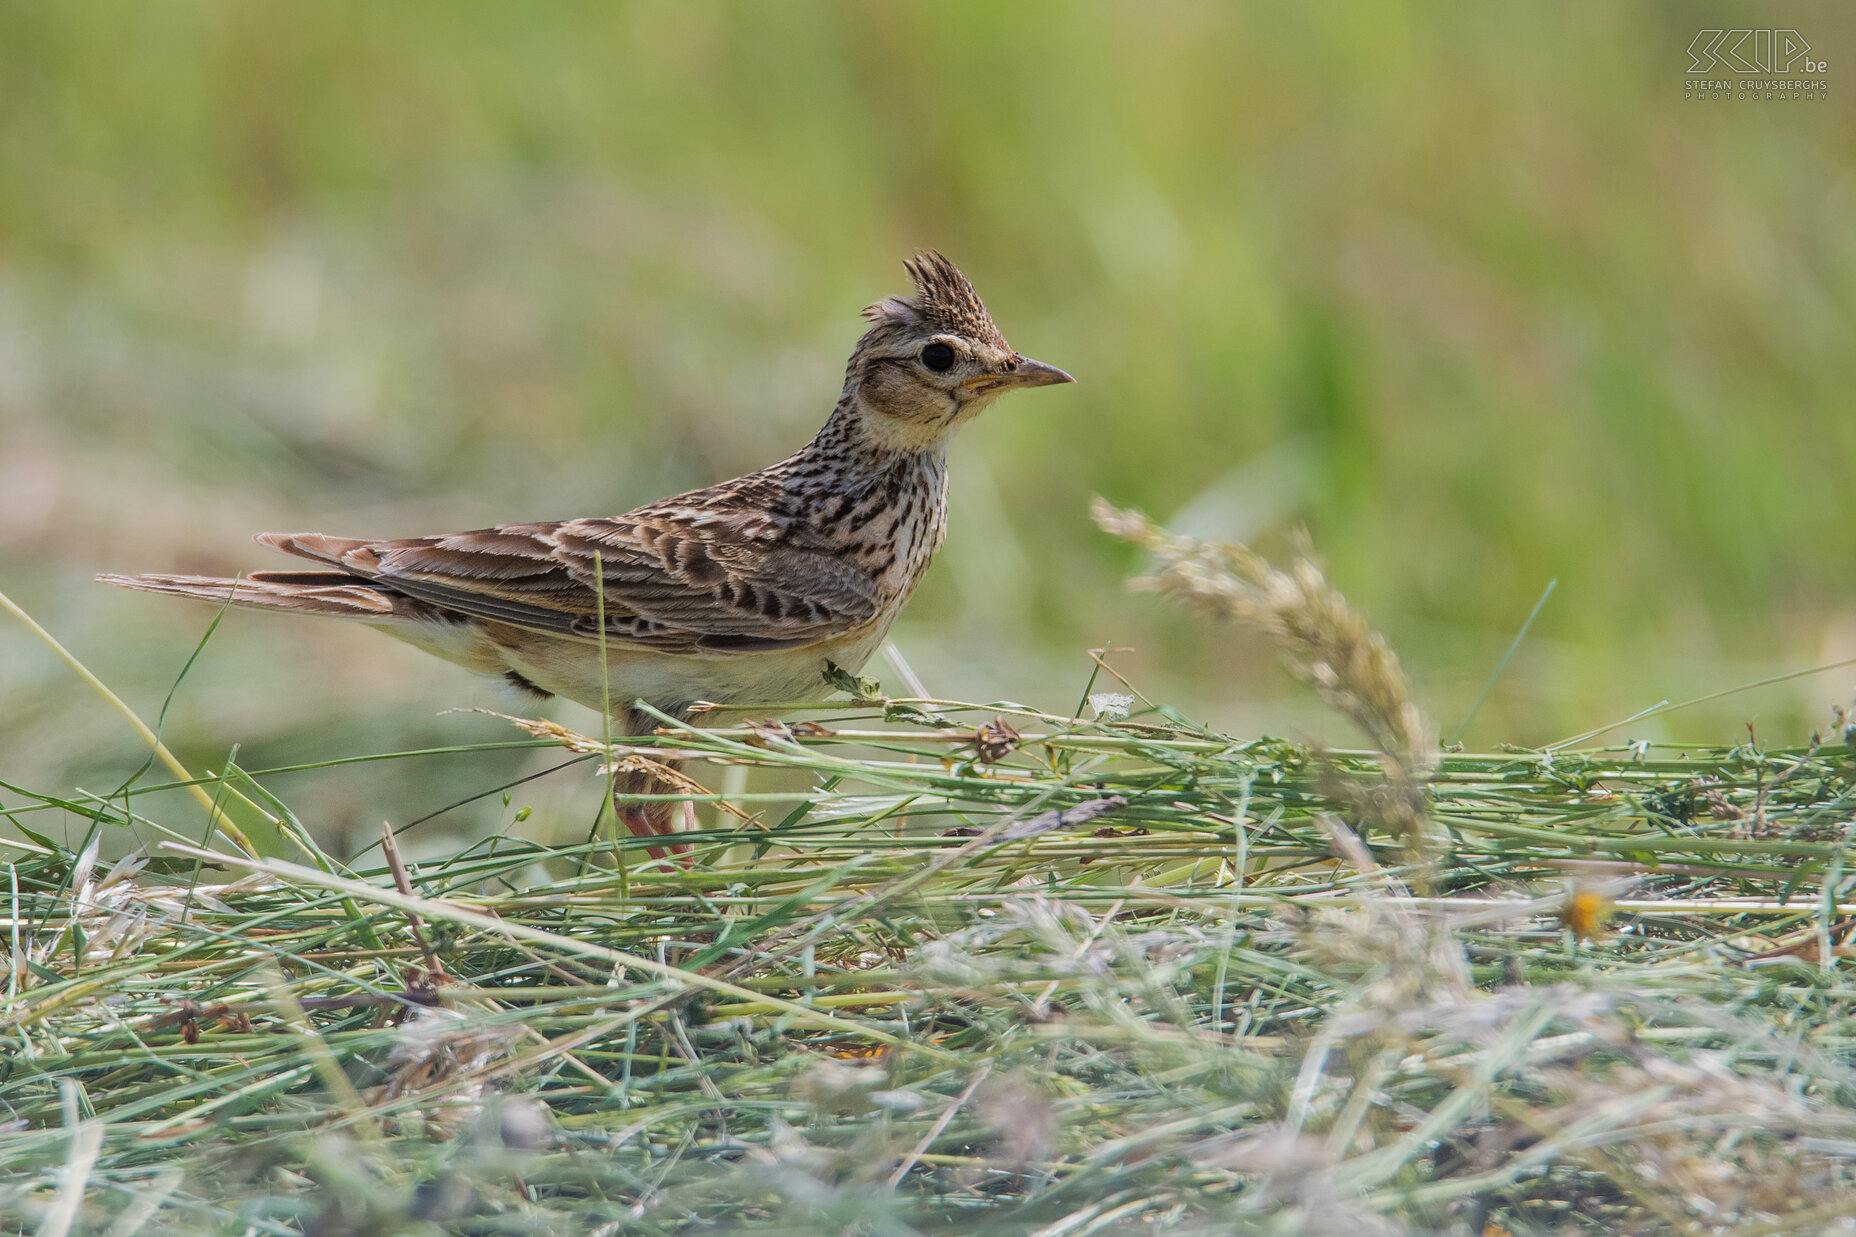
[101,252,1073,847]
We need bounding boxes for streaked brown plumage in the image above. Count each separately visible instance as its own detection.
[100,252,1073,850]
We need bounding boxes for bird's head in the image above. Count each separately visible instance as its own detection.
[843,252,1072,451]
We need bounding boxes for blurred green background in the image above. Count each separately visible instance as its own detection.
[3,3,1853,855]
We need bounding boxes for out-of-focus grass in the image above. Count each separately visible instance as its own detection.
[2,4,1853,848]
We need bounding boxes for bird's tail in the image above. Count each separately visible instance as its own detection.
[97,571,424,620]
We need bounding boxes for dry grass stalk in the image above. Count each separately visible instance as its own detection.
[1093,498,1432,775]
[1094,498,1436,854]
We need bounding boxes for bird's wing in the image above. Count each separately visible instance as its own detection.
[257,515,884,655]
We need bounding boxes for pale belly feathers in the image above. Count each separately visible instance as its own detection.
[369,611,896,718]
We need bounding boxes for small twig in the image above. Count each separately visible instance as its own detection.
[882,639,933,700]
[1001,796,1126,841]
[1083,646,1152,708]
[887,1064,991,1188]
[1751,731,1822,838]
[380,822,446,980]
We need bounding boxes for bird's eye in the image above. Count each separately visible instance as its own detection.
[920,342,956,372]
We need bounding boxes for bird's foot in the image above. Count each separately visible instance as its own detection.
[617,802,692,865]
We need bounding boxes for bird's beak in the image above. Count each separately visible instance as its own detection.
[965,355,1076,393]
[1008,355,1076,388]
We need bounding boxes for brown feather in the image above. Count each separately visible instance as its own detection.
[95,571,437,621]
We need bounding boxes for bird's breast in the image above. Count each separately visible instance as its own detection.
[853,461,948,604]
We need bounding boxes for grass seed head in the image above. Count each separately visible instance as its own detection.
[1093,498,1432,778]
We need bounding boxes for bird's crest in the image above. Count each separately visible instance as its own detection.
[863,251,1009,350]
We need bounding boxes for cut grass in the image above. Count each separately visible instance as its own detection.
[3,702,1856,1234]
[6,518,1856,1234]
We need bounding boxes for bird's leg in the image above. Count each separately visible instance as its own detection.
[609,708,694,862]
[610,721,693,863]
